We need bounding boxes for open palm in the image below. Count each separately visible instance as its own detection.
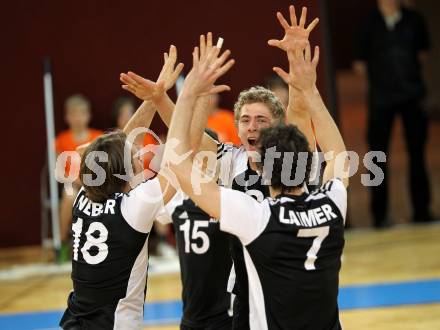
[120,45,184,101]
[268,6,319,52]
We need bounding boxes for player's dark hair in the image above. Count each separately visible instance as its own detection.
[80,131,128,202]
[265,74,288,91]
[258,124,313,192]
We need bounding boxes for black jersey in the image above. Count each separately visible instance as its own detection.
[219,179,347,330]
[230,162,269,329]
[157,191,232,328]
[60,178,165,330]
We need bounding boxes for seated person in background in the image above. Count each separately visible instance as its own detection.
[55,94,102,260]
[207,93,240,146]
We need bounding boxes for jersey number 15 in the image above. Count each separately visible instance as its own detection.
[179,220,210,254]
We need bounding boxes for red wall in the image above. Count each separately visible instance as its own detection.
[1,0,326,246]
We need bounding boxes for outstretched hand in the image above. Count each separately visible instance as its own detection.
[182,34,235,97]
[120,45,184,101]
[273,42,320,92]
[268,5,319,53]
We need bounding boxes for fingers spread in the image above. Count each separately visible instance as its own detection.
[307,18,319,33]
[289,5,298,26]
[127,71,148,85]
[204,46,221,69]
[299,7,307,28]
[312,46,320,67]
[207,32,213,50]
[122,84,136,94]
[192,46,200,67]
[276,12,290,30]
[213,58,235,80]
[200,34,206,59]
[268,39,282,48]
[169,45,177,62]
[170,63,184,85]
[208,84,231,95]
[272,67,290,85]
[121,73,139,87]
[212,49,231,70]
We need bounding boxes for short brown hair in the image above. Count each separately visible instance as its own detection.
[64,94,91,113]
[233,86,286,125]
[80,131,127,202]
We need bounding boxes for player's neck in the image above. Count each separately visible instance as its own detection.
[269,186,304,198]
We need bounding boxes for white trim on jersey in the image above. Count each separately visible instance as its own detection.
[227,263,236,293]
[243,248,268,330]
[309,179,347,224]
[217,144,248,188]
[219,187,270,246]
[155,190,186,225]
[113,236,150,330]
[120,178,165,233]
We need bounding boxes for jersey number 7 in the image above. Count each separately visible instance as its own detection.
[297,226,329,270]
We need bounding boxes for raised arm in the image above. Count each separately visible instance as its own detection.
[287,43,349,187]
[164,44,234,218]
[190,33,230,152]
[268,5,319,148]
[121,43,220,154]
[121,100,157,146]
[120,45,184,127]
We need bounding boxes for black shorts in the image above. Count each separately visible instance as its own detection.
[60,292,117,330]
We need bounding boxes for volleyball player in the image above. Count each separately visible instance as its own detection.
[122,35,235,329]
[156,128,233,330]
[166,34,348,330]
[59,48,183,330]
[120,7,323,327]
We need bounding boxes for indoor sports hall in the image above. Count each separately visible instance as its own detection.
[2,1,440,329]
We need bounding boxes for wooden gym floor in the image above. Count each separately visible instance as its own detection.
[0,225,440,329]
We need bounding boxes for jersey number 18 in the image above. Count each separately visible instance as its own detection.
[72,218,109,265]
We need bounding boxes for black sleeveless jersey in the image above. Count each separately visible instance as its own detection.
[61,178,165,330]
[157,192,232,328]
[219,179,347,330]
[230,163,269,329]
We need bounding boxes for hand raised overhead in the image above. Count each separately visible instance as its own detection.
[182,34,235,97]
[273,42,320,92]
[120,45,184,101]
[268,5,319,52]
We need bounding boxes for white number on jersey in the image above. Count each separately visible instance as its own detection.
[179,220,210,254]
[72,218,109,265]
[297,226,329,270]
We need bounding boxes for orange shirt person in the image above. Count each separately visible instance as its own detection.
[55,94,102,260]
[206,94,240,146]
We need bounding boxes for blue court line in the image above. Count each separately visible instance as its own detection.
[1,278,440,330]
